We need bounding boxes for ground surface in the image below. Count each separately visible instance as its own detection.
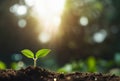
[0,66,120,81]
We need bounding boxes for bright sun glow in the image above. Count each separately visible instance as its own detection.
[30,0,66,43]
[39,32,51,43]
[34,0,66,17]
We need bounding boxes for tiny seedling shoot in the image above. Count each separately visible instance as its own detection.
[21,49,51,67]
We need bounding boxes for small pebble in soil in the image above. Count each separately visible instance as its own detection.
[76,75,80,78]
[40,76,43,79]
[95,77,97,81]
[54,78,57,81]
[66,76,71,80]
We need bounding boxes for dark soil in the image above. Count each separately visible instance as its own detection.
[0,66,120,81]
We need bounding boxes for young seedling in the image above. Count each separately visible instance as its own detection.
[21,49,51,67]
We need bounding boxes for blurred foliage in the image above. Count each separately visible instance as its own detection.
[0,61,6,70]
[11,61,25,70]
[58,54,120,75]
[114,53,120,66]
[56,0,119,66]
[87,56,97,72]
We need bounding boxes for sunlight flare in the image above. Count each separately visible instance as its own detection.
[31,0,66,43]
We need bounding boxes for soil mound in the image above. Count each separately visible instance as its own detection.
[0,66,120,81]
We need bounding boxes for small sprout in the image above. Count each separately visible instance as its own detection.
[21,49,51,67]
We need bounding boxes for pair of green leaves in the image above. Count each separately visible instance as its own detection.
[21,49,51,59]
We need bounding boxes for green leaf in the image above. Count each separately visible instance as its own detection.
[21,49,34,58]
[36,49,51,58]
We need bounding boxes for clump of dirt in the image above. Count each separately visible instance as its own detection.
[0,66,120,81]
